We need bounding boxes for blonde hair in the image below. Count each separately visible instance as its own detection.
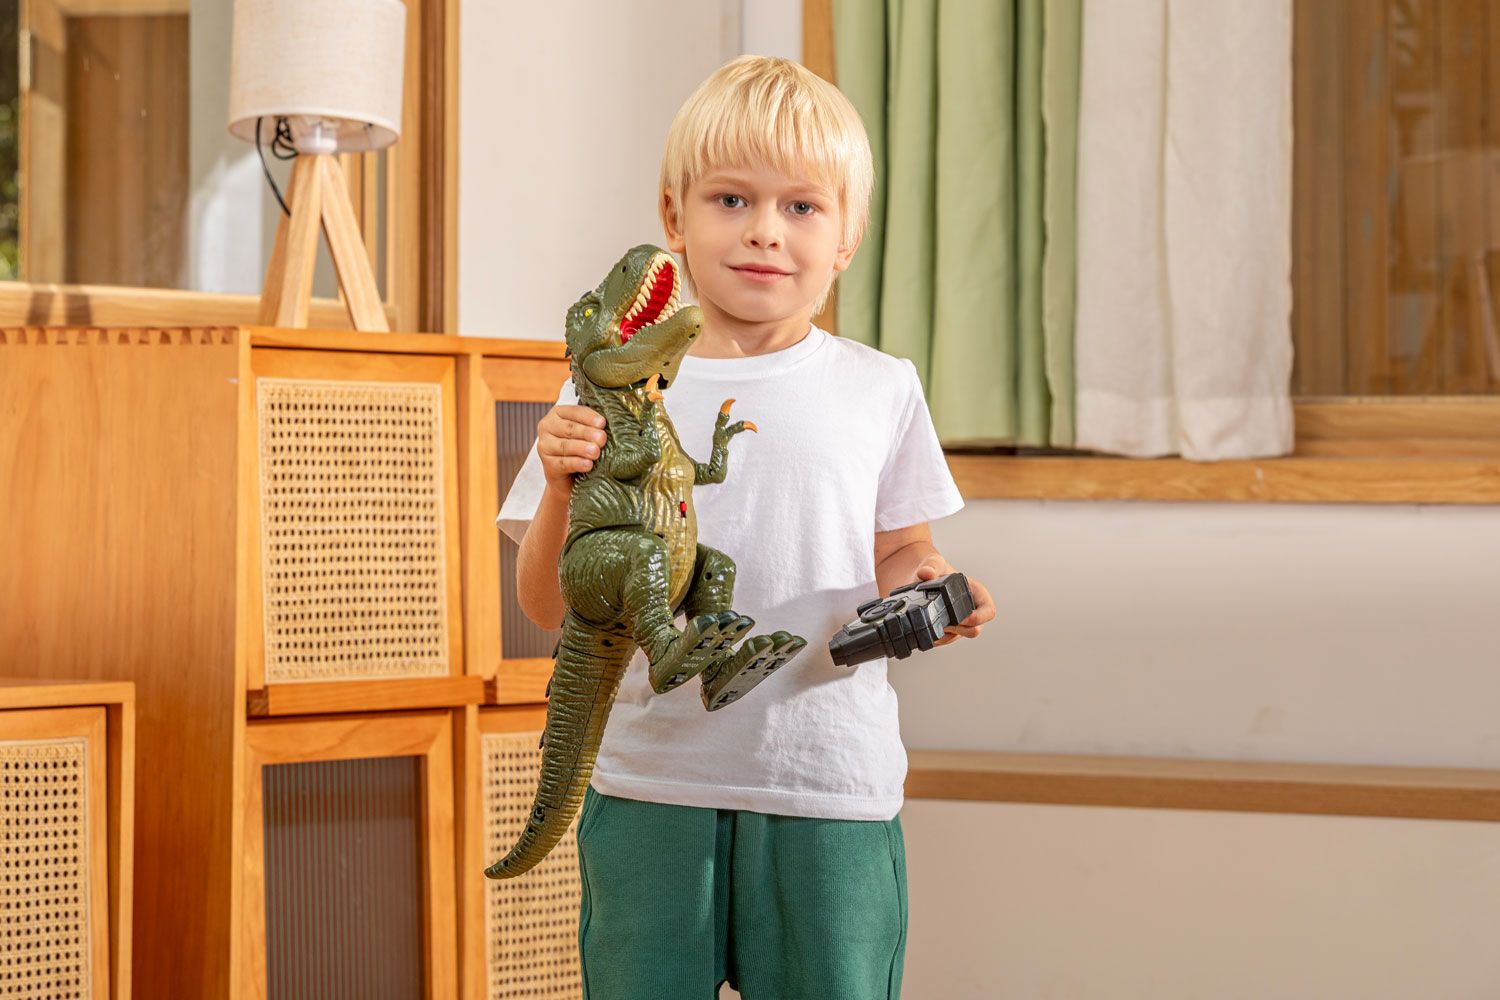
[659,55,874,308]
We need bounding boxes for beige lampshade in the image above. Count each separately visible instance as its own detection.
[227,0,406,152]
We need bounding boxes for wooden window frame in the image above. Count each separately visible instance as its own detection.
[3,0,458,334]
[803,0,1500,505]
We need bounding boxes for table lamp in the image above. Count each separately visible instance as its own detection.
[227,0,405,332]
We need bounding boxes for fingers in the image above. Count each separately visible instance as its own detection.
[538,405,607,477]
[935,623,982,647]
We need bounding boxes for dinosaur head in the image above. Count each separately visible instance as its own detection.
[565,245,702,392]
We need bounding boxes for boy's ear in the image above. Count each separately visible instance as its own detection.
[660,189,686,253]
[832,228,863,273]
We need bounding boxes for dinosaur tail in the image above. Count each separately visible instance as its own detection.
[485,611,632,879]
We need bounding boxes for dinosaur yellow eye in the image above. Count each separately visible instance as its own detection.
[584,308,594,317]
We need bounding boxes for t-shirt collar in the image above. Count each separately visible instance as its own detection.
[675,324,829,379]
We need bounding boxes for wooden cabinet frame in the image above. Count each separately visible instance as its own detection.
[238,712,459,999]
[459,353,571,706]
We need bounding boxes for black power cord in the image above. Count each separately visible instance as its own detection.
[255,115,299,216]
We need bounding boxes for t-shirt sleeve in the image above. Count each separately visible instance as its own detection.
[495,377,577,545]
[874,358,965,532]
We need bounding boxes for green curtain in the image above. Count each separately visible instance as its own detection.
[833,0,1080,448]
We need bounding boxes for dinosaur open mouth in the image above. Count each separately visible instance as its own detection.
[618,255,681,346]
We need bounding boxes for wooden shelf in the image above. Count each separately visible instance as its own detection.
[247,677,485,717]
[905,750,1500,822]
[946,399,1500,505]
[948,453,1500,505]
[484,659,554,706]
[0,676,137,711]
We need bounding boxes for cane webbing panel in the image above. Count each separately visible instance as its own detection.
[483,732,583,999]
[0,738,92,999]
[258,378,451,682]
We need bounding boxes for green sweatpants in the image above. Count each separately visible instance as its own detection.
[575,785,908,1000]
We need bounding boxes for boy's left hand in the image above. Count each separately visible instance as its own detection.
[913,555,995,647]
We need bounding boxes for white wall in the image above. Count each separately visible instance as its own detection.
[913,499,1500,767]
[457,0,741,340]
[456,2,1500,997]
[900,501,1500,997]
[903,798,1500,998]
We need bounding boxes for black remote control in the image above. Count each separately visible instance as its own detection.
[828,572,975,667]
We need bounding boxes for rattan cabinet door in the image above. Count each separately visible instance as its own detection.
[240,712,458,999]
[247,349,464,690]
[478,710,583,999]
[0,707,110,999]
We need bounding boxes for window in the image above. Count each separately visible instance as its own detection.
[0,0,455,332]
[1294,0,1500,397]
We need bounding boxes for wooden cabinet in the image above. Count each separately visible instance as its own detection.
[1,326,573,998]
[0,678,135,1000]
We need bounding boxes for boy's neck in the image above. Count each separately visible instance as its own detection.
[687,300,816,359]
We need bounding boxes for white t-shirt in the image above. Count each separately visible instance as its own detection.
[495,323,964,820]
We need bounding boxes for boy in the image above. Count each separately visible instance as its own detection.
[497,55,995,1000]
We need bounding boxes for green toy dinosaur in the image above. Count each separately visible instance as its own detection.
[486,244,807,880]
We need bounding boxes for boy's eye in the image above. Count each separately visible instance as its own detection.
[790,201,815,216]
[717,195,744,209]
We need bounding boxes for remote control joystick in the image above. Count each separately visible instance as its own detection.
[828,572,975,667]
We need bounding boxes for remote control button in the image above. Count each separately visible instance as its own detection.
[859,598,902,623]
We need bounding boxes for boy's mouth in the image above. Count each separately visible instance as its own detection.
[731,264,792,284]
[617,254,681,346]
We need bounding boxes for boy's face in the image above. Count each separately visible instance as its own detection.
[663,163,858,328]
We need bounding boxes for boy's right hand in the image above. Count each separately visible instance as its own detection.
[537,404,607,493]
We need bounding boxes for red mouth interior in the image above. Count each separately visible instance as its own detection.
[620,262,674,343]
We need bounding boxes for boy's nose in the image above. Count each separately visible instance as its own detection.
[744,208,783,249]
[745,228,782,250]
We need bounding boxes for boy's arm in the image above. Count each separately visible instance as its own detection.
[515,483,572,630]
[874,522,945,597]
[874,522,995,646]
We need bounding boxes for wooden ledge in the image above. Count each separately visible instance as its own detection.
[946,399,1500,505]
[246,326,567,359]
[947,453,1500,505]
[0,676,136,711]
[247,676,485,717]
[905,750,1500,822]
[484,659,554,706]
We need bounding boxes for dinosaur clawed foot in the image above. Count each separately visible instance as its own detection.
[649,610,755,693]
[700,631,807,711]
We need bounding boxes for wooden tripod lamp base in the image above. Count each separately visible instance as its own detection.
[259,153,389,332]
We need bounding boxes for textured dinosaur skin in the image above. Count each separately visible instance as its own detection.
[486,245,807,879]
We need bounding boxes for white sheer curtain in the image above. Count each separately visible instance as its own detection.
[1073,0,1294,460]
